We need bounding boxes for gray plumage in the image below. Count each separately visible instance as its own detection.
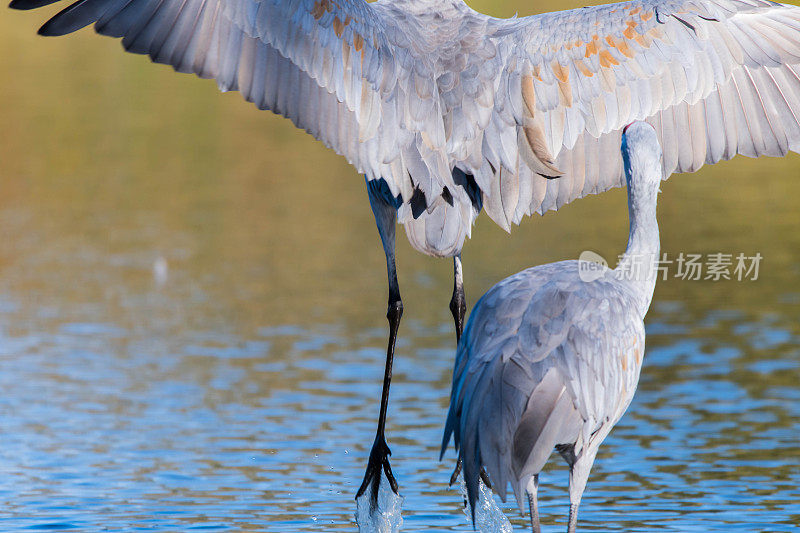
[441,121,663,533]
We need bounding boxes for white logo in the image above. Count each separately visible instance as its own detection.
[578,250,608,282]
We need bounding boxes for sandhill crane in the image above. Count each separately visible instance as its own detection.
[441,121,663,533]
[10,0,800,506]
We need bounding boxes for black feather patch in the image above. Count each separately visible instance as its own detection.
[39,0,127,36]
[441,186,454,206]
[409,186,427,219]
[453,167,483,213]
[9,0,61,11]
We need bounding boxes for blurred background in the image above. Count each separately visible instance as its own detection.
[0,0,799,531]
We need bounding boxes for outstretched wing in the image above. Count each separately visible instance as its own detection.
[475,0,800,229]
[15,0,800,236]
[10,0,454,203]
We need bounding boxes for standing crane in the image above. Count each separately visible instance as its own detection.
[9,0,800,507]
[442,121,663,533]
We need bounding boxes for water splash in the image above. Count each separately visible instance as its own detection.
[459,475,513,533]
[354,473,403,533]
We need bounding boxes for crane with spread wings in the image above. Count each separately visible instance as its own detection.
[10,0,800,507]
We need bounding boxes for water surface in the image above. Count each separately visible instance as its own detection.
[1,2,799,531]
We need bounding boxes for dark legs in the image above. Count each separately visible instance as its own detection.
[357,181,403,508]
[449,254,466,343]
[448,254,481,501]
[448,258,494,523]
[449,458,492,489]
[356,284,402,506]
[358,183,470,509]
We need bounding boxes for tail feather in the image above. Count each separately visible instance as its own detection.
[510,367,582,511]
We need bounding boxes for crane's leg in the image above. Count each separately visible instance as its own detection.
[566,450,597,533]
[447,255,492,492]
[449,254,466,343]
[357,180,402,508]
[526,474,541,533]
[566,477,582,533]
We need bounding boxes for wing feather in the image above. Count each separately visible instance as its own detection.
[14,0,800,240]
[14,0,457,203]
[480,0,800,225]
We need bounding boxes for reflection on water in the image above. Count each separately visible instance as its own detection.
[1,1,800,531]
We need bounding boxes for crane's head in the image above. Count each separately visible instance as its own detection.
[621,121,663,203]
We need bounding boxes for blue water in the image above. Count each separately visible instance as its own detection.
[1,21,799,527]
[0,290,798,531]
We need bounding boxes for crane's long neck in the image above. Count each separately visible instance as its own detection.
[615,180,660,315]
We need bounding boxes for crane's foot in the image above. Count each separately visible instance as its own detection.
[449,458,492,488]
[356,433,398,508]
[449,458,462,486]
[480,467,492,488]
